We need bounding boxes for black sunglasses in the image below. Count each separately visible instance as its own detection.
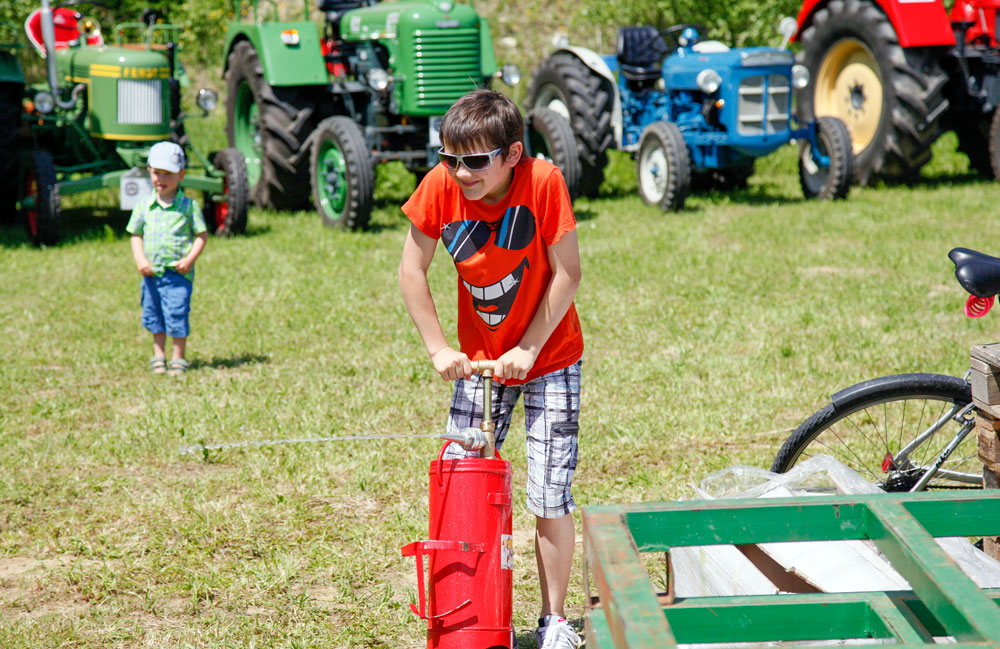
[437,147,503,171]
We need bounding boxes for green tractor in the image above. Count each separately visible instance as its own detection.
[6,0,249,246]
[1,20,25,229]
[223,0,580,230]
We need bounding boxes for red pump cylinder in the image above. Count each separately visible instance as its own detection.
[402,444,513,649]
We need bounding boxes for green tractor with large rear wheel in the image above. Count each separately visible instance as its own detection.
[4,0,249,246]
[223,0,580,231]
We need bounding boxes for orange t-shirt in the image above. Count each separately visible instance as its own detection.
[402,157,584,385]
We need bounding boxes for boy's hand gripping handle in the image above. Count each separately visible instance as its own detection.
[440,360,498,457]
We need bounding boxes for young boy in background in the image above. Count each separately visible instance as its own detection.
[399,90,584,648]
[127,141,207,377]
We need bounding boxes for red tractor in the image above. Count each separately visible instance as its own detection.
[794,0,1000,184]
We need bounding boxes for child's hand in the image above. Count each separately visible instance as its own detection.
[494,347,537,382]
[431,347,472,381]
[136,259,154,276]
[175,256,194,274]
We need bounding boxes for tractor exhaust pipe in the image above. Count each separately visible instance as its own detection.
[39,0,84,110]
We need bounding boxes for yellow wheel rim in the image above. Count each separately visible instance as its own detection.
[815,39,882,155]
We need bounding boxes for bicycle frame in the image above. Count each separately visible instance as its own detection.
[895,401,979,490]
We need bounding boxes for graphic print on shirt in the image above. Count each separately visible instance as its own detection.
[441,205,535,330]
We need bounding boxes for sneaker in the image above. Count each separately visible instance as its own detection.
[535,615,581,649]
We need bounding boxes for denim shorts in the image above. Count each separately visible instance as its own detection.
[444,360,582,518]
[141,271,192,338]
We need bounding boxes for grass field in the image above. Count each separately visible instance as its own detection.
[3,131,1000,648]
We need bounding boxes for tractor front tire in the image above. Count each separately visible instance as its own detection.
[525,107,582,201]
[205,148,250,237]
[225,40,316,210]
[0,82,22,227]
[310,116,374,231]
[18,151,61,246]
[797,0,948,185]
[527,52,614,197]
[799,116,854,199]
[636,121,690,212]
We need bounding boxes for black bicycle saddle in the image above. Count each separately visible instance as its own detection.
[949,247,1000,298]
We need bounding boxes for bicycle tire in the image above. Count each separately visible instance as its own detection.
[772,373,981,491]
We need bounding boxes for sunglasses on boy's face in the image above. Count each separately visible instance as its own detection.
[436,147,503,171]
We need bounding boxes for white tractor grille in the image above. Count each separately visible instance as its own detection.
[118,79,162,125]
[737,75,790,136]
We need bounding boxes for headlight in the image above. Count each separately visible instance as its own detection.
[197,88,218,112]
[34,91,55,114]
[500,64,521,86]
[280,29,300,46]
[696,69,722,94]
[791,64,810,89]
[367,68,390,92]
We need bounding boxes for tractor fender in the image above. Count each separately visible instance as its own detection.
[223,22,328,87]
[551,45,623,151]
[794,0,955,48]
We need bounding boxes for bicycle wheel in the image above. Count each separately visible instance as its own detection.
[772,373,981,491]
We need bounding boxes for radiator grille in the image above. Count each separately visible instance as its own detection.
[737,75,790,136]
[118,79,162,125]
[412,28,481,110]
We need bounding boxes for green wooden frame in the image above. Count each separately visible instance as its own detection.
[582,490,1000,649]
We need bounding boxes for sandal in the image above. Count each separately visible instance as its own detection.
[168,358,190,377]
[150,356,167,375]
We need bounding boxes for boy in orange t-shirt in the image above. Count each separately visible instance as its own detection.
[399,90,583,648]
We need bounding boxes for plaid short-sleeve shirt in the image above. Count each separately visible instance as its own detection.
[126,190,207,281]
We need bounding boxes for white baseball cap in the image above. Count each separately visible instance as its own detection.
[147,141,186,173]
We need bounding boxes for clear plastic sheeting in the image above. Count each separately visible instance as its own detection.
[671,455,1000,598]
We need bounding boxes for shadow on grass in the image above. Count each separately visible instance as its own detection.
[190,353,269,370]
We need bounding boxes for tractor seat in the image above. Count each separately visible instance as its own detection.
[318,0,365,14]
[24,7,103,57]
[617,26,667,82]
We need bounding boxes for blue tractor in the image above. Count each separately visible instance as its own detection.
[526,21,854,210]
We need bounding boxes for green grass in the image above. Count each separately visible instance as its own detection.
[3,132,1000,647]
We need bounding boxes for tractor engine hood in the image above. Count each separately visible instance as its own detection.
[662,46,793,90]
[59,46,171,140]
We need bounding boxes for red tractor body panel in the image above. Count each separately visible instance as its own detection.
[796,0,955,47]
[951,0,1000,47]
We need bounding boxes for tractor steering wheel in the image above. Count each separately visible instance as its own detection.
[659,23,708,54]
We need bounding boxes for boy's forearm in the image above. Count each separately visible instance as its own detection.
[516,267,580,355]
[186,232,208,262]
[399,265,451,357]
[130,235,147,266]
[515,232,581,355]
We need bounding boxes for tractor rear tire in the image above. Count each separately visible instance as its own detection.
[525,107,581,201]
[0,82,21,227]
[18,151,61,247]
[310,116,374,231]
[799,116,854,199]
[636,121,690,212]
[797,0,948,185]
[225,40,316,210]
[527,52,614,197]
[205,148,250,237]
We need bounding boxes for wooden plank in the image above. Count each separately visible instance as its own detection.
[970,369,1000,407]
[582,509,674,649]
[865,499,1000,641]
[970,343,1000,368]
